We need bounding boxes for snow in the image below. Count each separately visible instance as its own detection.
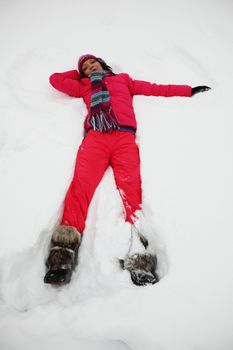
[0,0,233,349]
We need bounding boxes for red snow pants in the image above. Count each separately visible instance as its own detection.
[61,130,142,233]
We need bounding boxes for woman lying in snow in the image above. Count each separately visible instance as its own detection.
[44,54,210,286]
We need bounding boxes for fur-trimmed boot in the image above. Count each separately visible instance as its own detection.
[120,226,159,286]
[120,253,159,286]
[44,225,81,285]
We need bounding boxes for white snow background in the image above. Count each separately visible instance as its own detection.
[0,0,233,349]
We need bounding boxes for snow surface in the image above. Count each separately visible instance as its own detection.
[0,0,233,349]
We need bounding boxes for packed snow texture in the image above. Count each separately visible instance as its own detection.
[0,0,233,349]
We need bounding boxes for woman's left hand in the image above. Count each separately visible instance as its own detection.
[192,86,211,96]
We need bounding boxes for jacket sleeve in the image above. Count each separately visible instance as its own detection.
[49,70,83,97]
[126,74,192,97]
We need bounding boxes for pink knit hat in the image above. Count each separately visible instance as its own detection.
[78,54,97,73]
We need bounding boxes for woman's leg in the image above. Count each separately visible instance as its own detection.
[61,131,110,233]
[111,132,158,286]
[45,131,110,285]
[110,132,142,223]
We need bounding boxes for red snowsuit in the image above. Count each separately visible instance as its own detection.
[50,70,192,233]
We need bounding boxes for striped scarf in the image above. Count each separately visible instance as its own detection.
[87,70,119,132]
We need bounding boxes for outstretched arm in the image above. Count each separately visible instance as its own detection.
[125,74,211,98]
[49,70,83,97]
[126,74,192,97]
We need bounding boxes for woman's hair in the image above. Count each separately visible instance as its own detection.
[79,57,115,79]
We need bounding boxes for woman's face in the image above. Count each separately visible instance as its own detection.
[82,58,103,76]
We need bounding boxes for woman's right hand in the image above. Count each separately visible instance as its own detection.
[191,86,211,96]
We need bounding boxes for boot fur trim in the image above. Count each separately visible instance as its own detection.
[52,225,81,245]
[122,253,157,273]
[46,247,74,270]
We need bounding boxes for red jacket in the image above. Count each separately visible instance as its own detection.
[49,70,192,131]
